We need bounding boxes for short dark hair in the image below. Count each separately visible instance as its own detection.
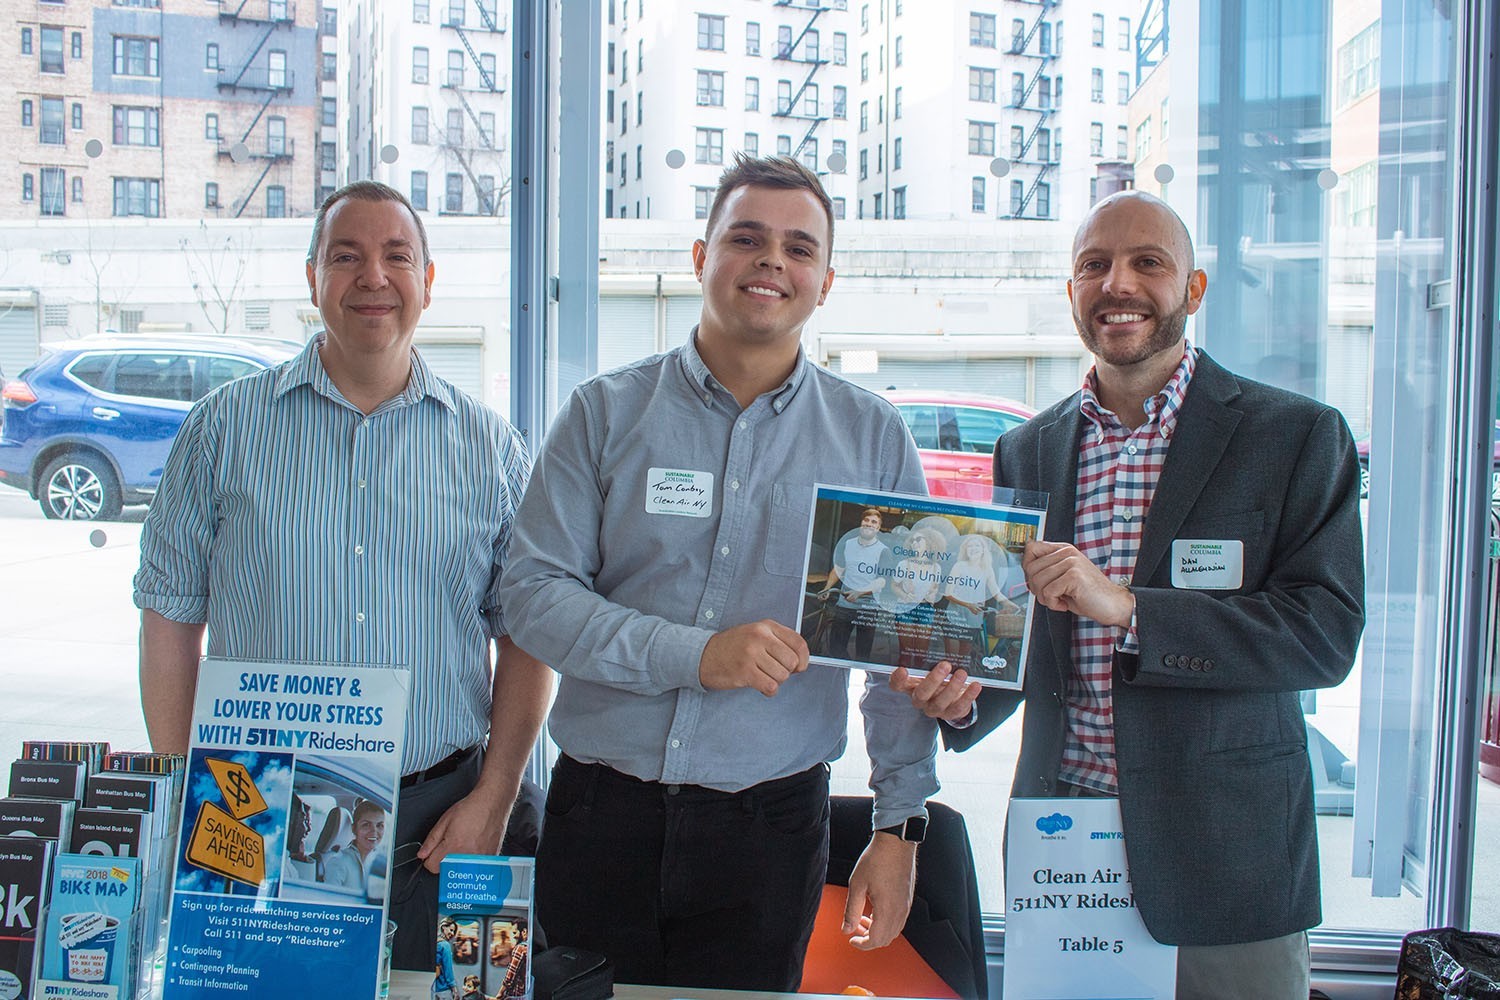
[704,153,835,258]
[308,180,431,267]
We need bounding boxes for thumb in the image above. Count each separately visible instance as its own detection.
[842,882,869,934]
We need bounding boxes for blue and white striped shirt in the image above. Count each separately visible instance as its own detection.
[134,337,532,774]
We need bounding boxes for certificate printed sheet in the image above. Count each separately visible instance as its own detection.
[798,485,1045,689]
[162,657,409,1000]
[1004,798,1176,1000]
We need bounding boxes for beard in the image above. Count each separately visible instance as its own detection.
[1074,290,1191,368]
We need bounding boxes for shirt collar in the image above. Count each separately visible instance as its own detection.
[678,326,807,414]
[274,334,457,413]
[1080,340,1198,439]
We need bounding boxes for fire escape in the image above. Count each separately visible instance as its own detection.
[771,0,830,170]
[1005,0,1058,219]
[215,0,297,217]
[440,2,508,215]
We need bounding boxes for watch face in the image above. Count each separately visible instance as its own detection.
[905,817,928,842]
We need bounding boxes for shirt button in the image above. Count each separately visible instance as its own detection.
[667,784,681,795]
[1122,512,1133,521]
[729,480,740,490]
[737,420,747,431]
[357,479,367,489]
[1127,444,1138,455]
[670,739,682,749]
[704,609,715,620]
[354,544,364,556]
[355,612,365,623]
[720,546,730,556]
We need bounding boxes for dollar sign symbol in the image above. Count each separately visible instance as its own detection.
[225,770,253,812]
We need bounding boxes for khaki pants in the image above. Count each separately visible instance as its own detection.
[1176,930,1310,1000]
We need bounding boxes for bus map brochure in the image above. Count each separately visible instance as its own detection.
[438,855,534,1000]
[0,834,53,1000]
[161,657,409,1000]
[798,484,1046,690]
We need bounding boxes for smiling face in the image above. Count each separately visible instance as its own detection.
[1067,193,1207,373]
[691,184,835,355]
[859,510,882,539]
[306,195,434,367]
[351,805,385,857]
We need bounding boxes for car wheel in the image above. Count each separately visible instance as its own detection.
[1359,461,1370,500]
[39,453,123,521]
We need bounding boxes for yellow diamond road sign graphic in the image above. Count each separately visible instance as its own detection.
[187,800,266,887]
[205,757,268,820]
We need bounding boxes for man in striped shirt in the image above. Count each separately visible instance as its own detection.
[896,191,1364,999]
[134,181,552,970]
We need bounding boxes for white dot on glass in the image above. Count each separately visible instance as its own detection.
[89,530,107,548]
[1317,168,1340,190]
[988,158,1011,178]
[84,139,104,158]
[380,144,400,164]
[665,149,687,169]
[827,152,847,173]
[1153,163,1175,184]
[230,142,250,164]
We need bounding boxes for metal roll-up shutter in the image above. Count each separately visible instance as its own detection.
[1326,325,1372,439]
[665,296,703,349]
[598,295,656,373]
[1034,356,1084,408]
[0,306,40,377]
[834,356,1029,399]
[419,343,484,400]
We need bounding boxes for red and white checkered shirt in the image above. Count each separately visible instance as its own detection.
[1059,344,1197,794]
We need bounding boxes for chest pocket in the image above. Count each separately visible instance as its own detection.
[763,481,814,578]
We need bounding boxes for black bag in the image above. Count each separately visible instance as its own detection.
[531,946,614,1000]
[1395,927,1500,999]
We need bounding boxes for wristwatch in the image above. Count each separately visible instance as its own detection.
[876,815,927,843]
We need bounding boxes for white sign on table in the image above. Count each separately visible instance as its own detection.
[1003,797,1176,1000]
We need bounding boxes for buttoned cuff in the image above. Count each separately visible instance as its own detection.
[1117,602,1139,653]
[648,621,715,692]
[947,702,979,730]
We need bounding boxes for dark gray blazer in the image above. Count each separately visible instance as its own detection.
[944,351,1365,947]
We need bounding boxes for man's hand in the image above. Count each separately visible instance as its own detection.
[698,620,808,697]
[1022,540,1134,628]
[888,662,980,724]
[842,831,918,950]
[416,784,514,874]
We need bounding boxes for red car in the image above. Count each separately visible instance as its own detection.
[882,390,1036,500]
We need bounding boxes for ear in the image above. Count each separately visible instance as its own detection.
[306,260,318,306]
[1185,268,1208,315]
[691,239,707,280]
[1065,278,1075,308]
[423,260,435,309]
[817,267,835,306]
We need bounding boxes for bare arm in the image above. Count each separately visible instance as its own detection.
[139,610,205,754]
[417,636,553,871]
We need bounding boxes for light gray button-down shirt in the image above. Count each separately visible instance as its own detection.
[499,336,938,826]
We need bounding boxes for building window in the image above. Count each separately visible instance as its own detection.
[70,32,82,59]
[1136,117,1152,158]
[21,173,32,202]
[480,53,497,89]
[833,85,847,119]
[113,106,160,147]
[445,173,463,212]
[1036,181,1051,217]
[411,171,428,210]
[873,192,883,219]
[636,94,643,125]
[800,137,817,172]
[803,83,819,117]
[744,131,758,156]
[1036,127,1051,161]
[1118,71,1131,105]
[859,100,868,132]
[634,144,641,179]
[746,21,760,56]
[320,141,335,171]
[969,67,996,102]
[1010,125,1024,159]
[41,27,64,73]
[480,112,496,147]
[833,32,846,65]
[778,25,793,59]
[971,176,985,212]
[321,52,336,80]
[777,134,791,157]
[1040,22,1052,55]
[1340,161,1377,226]
[893,136,902,170]
[1091,67,1104,102]
[413,0,429,21]
[694,186,712,220]
[1090,122,1103,156]
[413,47,428,84]
[1038,75,1052,109]
[893,86,902,118]
[40,168,65,216]
[860,4,869,33]
[860,52,868,83]
[478,175,496,214]
[21,100,33,127]
[894,35,902,66]
[1118,17,1131,50]
[858,148,868,179]
[266,185,285,218]
[112,35,159,76]
[1338,22,1381,107]
[21,28,32,55]
[412,106,429,143]
[831,138,846,172]
[1117,124,1128,158]
[1092,13,1104,46]
[892,186,906,219]
[447,50,464,87]
[697,14,724,51]
[777,80,792,115]
[968,120,995,155]
[695,127,723,164]
[1009,179,1023,215]
[71,103,82,129]
[322,97,336,127]
[970,12,995,47]
[71,176,82,203]
[112,177,160,217]
[447,108,463,146]
[40,98,64,145]
[205,113,219,140]
[832,196,845,220]
[1011,18,1025,52]
[1011,72,1025,106]
[447,0,464,26]
[606,89,614,123]
[620,101,627,132]
[697,70,724,106]
[321,7,337,34]
[745,76,759,111]
[637,39,643,74]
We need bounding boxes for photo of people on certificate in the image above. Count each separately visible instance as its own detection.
[799,485,1046,689]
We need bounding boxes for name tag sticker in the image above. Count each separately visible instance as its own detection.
[645,467,714,518]
[1171,539,1244,590]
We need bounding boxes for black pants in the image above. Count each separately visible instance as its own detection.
[535,755,831,991]
[827,602,877,660]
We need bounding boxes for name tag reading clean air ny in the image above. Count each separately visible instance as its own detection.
[1170,539,1244,590]
[645,467,714,518]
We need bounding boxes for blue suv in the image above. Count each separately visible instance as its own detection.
[0,336,298,520]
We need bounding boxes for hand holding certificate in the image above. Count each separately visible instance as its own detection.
[797,485,1047,689]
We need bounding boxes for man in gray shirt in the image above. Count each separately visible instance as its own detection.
[499,155,938,990]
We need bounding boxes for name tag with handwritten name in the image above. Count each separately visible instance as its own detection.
[1170,539,1244,589]
[645,467,714,518]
